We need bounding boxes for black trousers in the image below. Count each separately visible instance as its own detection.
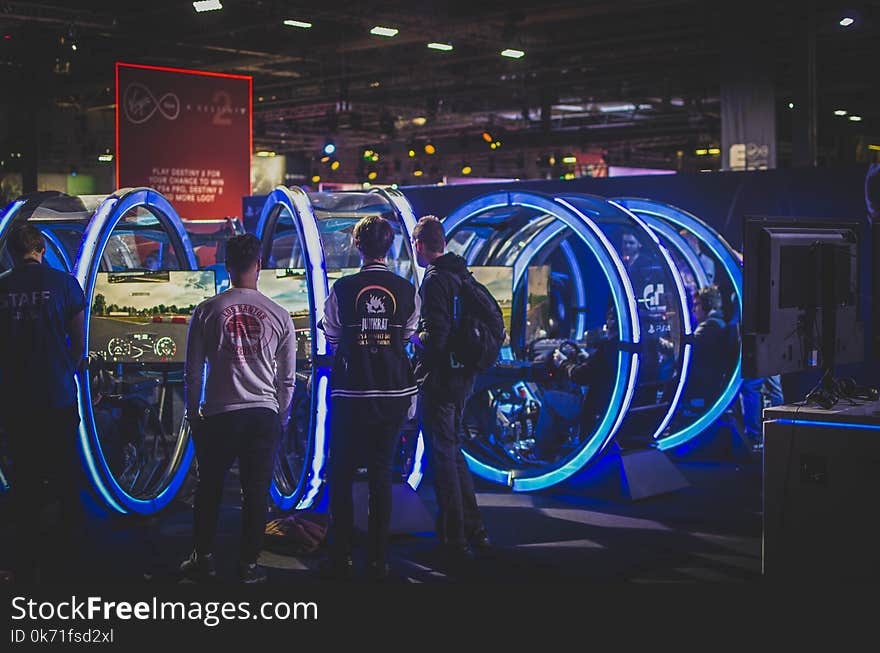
[4,405,84,582]
[191,407,280,565]
[327,398,406,563]
[420,395,483,548]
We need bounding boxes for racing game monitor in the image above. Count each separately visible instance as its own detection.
[469,265,513,345]
[91,270,216,364]
[525,265,552,343]
[742,217,863,378]
[258,268,313,360]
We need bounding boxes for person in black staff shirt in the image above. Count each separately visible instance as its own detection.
[319,215,419,581]
[411,215,492,568]
[0,223,86,583]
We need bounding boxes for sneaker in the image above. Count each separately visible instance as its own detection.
[318,555,354,581]
[469,528,494,556]
[179,552,217,583]
[239,563,268,584]
[365,560,390,582]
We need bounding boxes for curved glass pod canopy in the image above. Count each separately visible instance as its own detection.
[614,198,743,451]
[182,217,245,294]
[67,188,199,514]
[256,187,425,504]
[1,191,107,273]
[556,195,692,449]
[441,191,641,492]
[254,186,329,510]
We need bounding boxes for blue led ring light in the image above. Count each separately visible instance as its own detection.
[370,187,429,489]
[442,191,639,491]
[613,198,743,451]
[255,186,330,510]
[73,188,198,515]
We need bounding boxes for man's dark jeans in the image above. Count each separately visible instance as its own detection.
[4,405,84,582]
[191,407,280,565]
[420,395,483,548]
[327,398,405,564]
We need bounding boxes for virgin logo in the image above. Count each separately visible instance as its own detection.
[123,82,181,124]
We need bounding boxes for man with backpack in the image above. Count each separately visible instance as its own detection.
[412,215,495,567]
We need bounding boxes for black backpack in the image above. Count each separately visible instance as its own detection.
[449,272,506,372]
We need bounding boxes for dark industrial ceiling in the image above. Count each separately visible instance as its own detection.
[1,0,879,182]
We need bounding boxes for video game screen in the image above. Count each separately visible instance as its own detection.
[326,267,362,288]
[91,270,216,364]
[470,266,513,344]
[258,268,313,359]
[525,265,551,343]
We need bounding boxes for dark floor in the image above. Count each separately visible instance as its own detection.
[6,442,761,584]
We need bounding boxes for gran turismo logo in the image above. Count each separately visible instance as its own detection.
[123,82,181,124]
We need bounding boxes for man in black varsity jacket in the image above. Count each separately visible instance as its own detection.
[319,215,419,580]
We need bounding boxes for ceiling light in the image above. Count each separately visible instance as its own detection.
[71,43,77,51]
[562,156,577,164]
[413,169,423,177]
[501,48,525,59]
[331,160,340,170]
[412,116,427,126]
[481,131,493,143]
[193,0,222,12]
[598,103,636,113]
[788,102,794,109]
[695,148,708,156]
[323,142,336,155]
[320,156,330,163]
[849,115,863,122]
[370,26,399,37]
[97,154,113,162]
[363,149,374,159]
[408,149,416,157]
[834,109,848,116]
[283,19,312,28]
[840,17,855,27]
[256,150,276,157]
[461,165,472,175]
[867,145,880,151]
[427,42,453,51]
[708,147,721,155]
[311,175,321,183]
[368,171,378,180]
[424,143,436,155]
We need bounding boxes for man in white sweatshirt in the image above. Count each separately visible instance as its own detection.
[181,233,296,584]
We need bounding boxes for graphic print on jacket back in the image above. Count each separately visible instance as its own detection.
[221,303,269,358]
[356,285,396,347]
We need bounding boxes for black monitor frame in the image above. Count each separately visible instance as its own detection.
[742,217,863,380]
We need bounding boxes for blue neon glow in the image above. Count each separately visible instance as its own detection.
[513,350,637,492]
[772,419,880,430]
[615,199,745,452]
[554,197,641,343]
[609,201,693,441]
[256,186,329,510]
[444,191,637,491]
[74,189,197,514]
[636,214,710,288]
[40,228,73,271]
[0,200,26,242]
[371,188,429,489]
[559,240,587,339]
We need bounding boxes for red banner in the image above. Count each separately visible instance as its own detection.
[116,63,252,220]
